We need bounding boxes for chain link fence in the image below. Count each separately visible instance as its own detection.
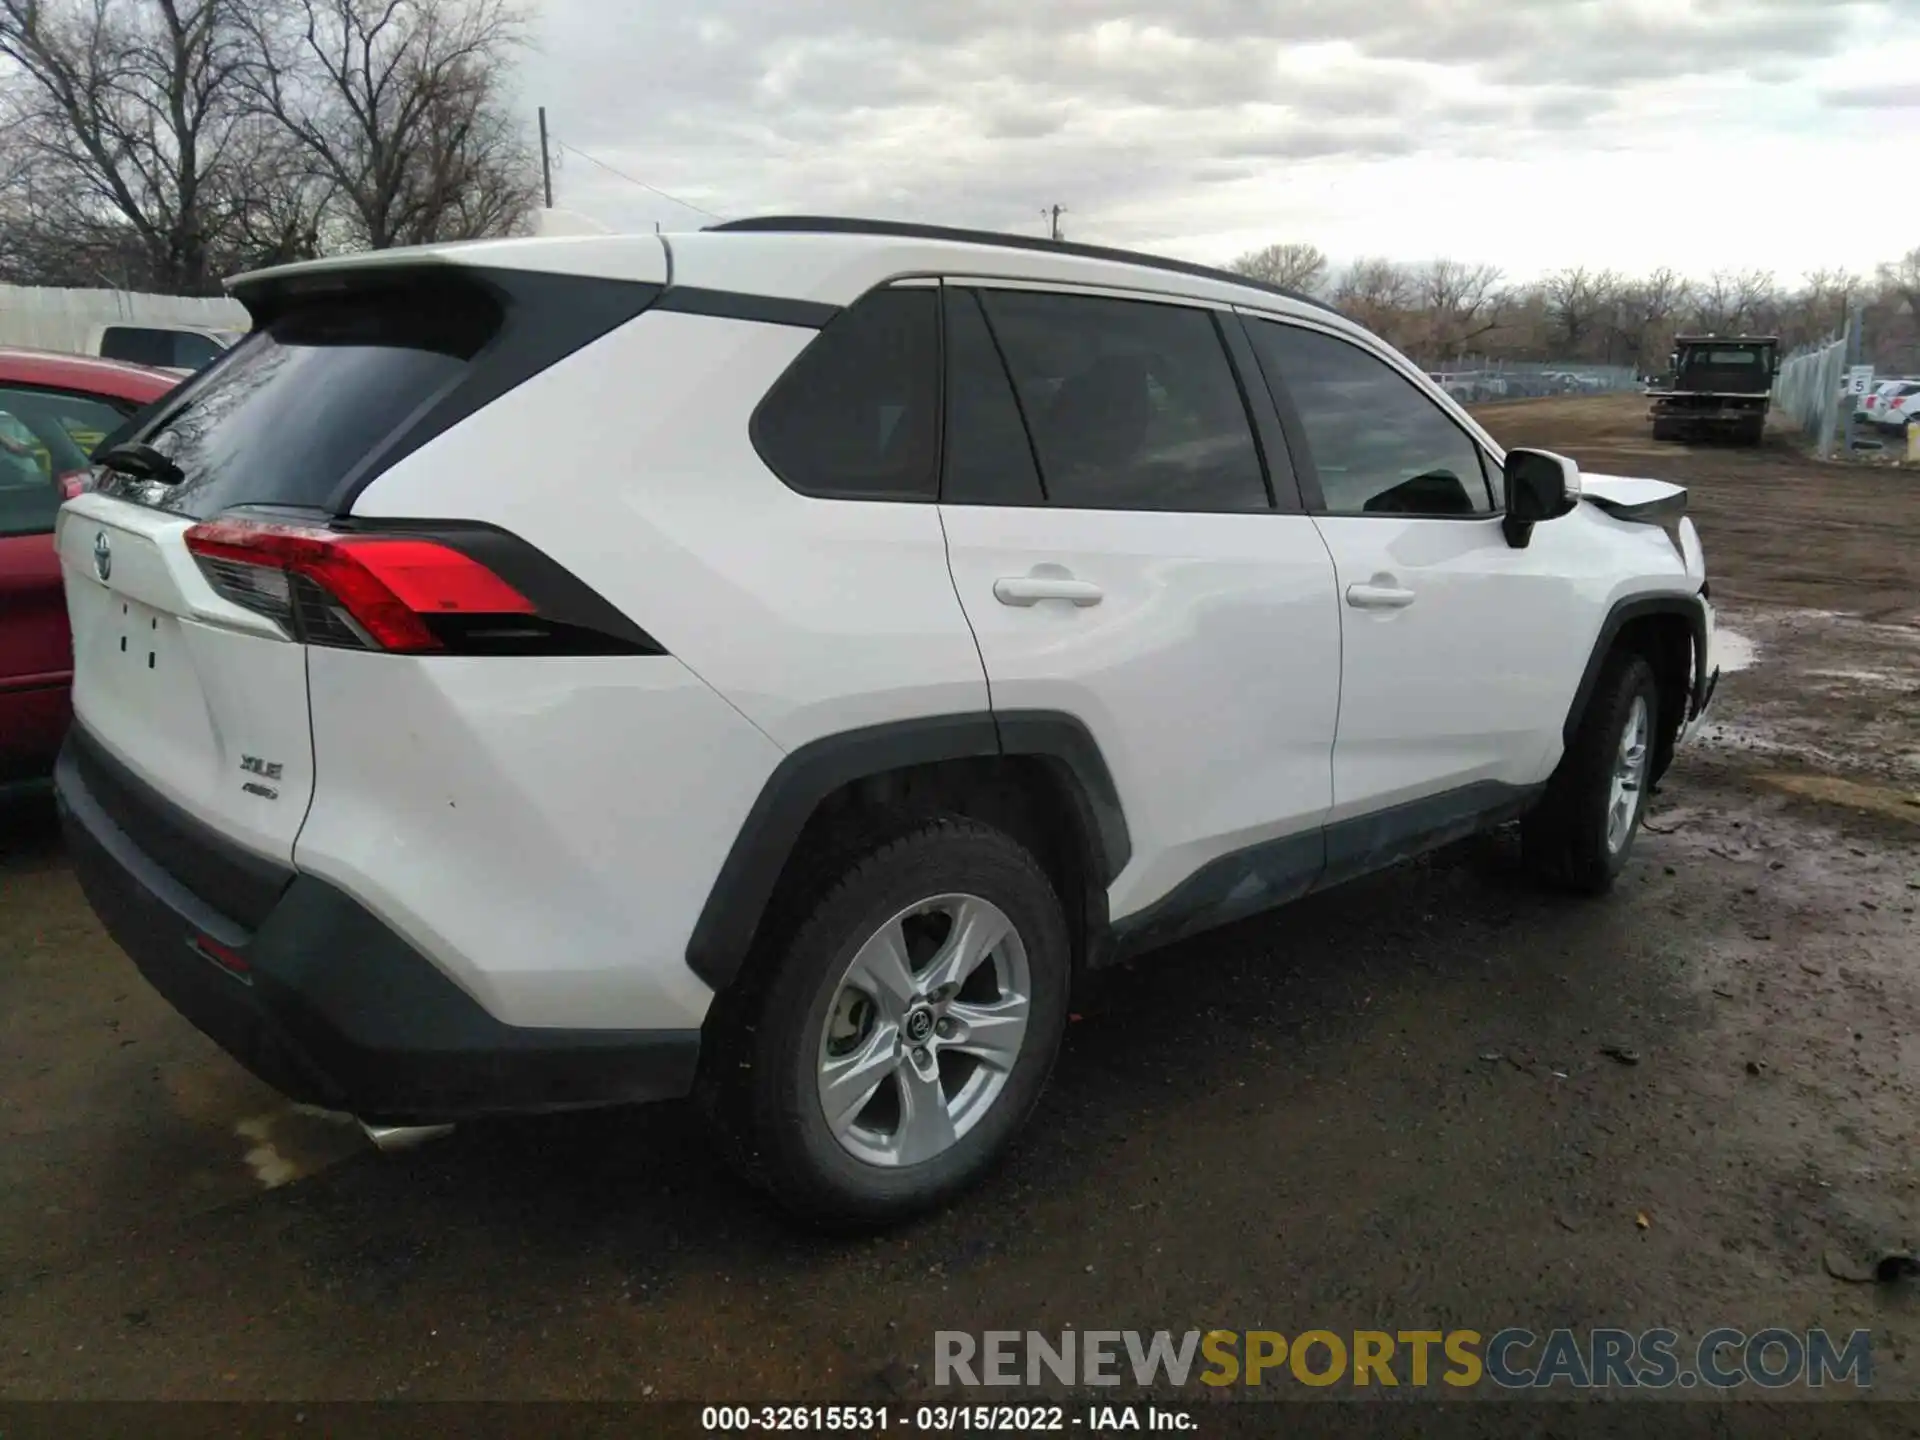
[1415,358,1642,404]
[1772,333,1848,459]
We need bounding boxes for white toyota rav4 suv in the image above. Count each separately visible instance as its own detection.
[54,218,1718,1227]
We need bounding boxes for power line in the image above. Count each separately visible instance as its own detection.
[554,141,728,223]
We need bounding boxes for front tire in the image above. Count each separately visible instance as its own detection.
[703,817,1071,1230]
[1524,652,1661,894]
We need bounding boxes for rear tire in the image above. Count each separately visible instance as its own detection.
[1651,418,1681,443]
[1524,652,1661,895]
[701,817,1070,1230]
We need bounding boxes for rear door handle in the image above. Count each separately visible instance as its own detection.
[993,576,1104,607]
[1345,582,1417,610]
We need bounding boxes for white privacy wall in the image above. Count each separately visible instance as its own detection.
[0,283,249,354]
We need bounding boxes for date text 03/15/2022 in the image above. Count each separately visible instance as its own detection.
[701,1405,1194,1432]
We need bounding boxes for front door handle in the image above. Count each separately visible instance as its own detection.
[1345,582,1417,610]
[993,576,1104,607]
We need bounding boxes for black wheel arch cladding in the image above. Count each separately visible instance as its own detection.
[684,711,1130,992]
[1563,592,1707,784]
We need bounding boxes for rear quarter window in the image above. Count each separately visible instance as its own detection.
[750,287,941,502]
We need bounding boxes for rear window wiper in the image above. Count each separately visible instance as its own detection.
[94,441,184,485]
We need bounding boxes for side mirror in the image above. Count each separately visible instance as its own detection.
[1502,448,1581,549]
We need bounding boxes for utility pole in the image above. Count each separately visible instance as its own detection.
[1043,204,1066,242]
[537,106,554,209]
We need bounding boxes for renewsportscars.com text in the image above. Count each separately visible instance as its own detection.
[934,1327,1872,1391]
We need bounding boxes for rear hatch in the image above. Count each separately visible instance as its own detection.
[57,257,662,875]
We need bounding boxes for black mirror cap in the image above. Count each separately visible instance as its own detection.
[1502,448,1581,548]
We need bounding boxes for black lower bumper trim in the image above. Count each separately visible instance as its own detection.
[55,727,700,1124]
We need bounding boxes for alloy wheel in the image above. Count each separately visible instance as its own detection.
[815,894,1031,1168]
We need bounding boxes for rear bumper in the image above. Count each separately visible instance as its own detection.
[1649,405,1765,424]
[55,725,700,1124]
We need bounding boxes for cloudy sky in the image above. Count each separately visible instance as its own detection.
[526,0,1920,284]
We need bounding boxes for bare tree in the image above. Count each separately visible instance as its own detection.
[1228,242,1329,295]
[1688,272,1736,333]
[1730,268,1777,331]
[1781,268,1863,348]
[1614,267,1691,369]
[1332,256,1413,340]
[1877,247,1920,319]
[1637,268,1691,325]
[1691,269,1776,333]
[401,48,538,241]
[1543,266,1621,356]
[225,121,340,269]
[1335,257,1411,305]
[241,0,539,250]
[0,0,257,293]
[1416,258,1504,357]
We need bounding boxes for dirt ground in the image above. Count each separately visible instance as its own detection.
[1,393,1917,1426]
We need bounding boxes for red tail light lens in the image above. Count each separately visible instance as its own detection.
[57,470,90,500]
[184,519,534,653]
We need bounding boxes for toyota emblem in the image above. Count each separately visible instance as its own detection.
[92,530,112,582]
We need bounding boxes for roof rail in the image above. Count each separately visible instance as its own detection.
[704,215,1342,316]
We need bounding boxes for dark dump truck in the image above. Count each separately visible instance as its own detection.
[1646,334,1779,445]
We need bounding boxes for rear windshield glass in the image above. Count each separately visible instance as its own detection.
[99,285,500,518]
[1688,349,1762,366]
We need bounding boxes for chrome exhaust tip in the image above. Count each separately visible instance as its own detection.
[359,1122,455,1153]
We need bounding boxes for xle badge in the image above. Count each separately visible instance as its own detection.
[240,754,283,800]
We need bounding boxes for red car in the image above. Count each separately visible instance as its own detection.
[0,349,180,786]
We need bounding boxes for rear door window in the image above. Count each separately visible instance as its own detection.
[100,285,500,519]
[752,287,941,501]
[941,287,1044,506]
[0,387,131,537]
[975,289,1270,513]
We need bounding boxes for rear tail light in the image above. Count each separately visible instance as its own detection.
[58,470,90,500]
[182,518,662,656]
